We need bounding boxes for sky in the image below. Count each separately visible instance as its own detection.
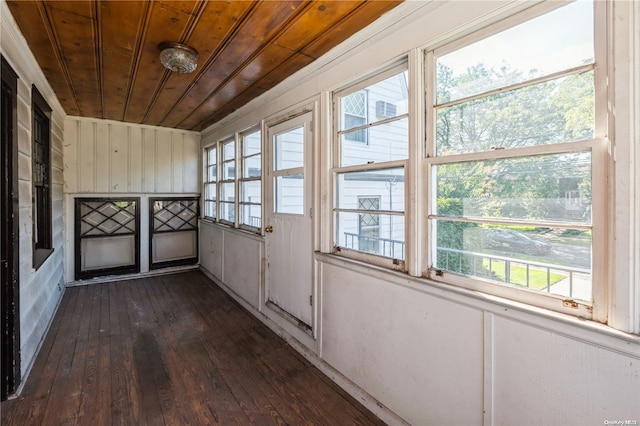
[438,0,594,80]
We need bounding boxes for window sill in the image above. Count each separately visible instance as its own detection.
[315,252,640,356]
[33,248,53,270]
[199,219,263,241]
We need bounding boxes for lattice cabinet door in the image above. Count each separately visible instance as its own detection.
[75,198,140,280]
[149,197,199,269]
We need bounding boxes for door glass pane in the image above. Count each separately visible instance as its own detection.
[274,127,304,170]
[275,174,304,214]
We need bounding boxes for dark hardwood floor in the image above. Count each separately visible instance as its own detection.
[1,271,385,425]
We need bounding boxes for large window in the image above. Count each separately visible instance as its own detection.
[329,1,605,319]
[32,87,53,269]
[333,65,409,266]
[204,127,262,232]
[427,0,601,316]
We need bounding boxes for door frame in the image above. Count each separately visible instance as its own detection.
[264,109,315,334]
[1,56,21,401]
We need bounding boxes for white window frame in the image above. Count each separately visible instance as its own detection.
[238,126,262,232]
[332,62,409,270]
[422,0,608,320]
[203,145,217,220]
[219,137,236,226]
[203,126,263,235]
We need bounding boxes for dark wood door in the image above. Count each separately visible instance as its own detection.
[1,57,21,401]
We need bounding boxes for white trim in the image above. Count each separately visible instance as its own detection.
[609,0,640,333]
[316,252,640,358]
[407,48,426,277]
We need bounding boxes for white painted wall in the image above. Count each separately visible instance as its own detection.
[63,117,200,282]
[63,117,200,194]
[200,1,640,424]
[1,0,65,380]
[199,221,262,308]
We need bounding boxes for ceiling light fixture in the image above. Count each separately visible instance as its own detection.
[159,42,199,73]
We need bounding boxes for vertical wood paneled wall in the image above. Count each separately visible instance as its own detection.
[63,117,201,282]
[63,117,200,194]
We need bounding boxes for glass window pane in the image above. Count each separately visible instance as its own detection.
[243,131,261,156]
[434,152,591,224]
[275,174,304,214]
[220,201,235,223]
[207,147,217,164]
[436,1,594,103]
[243,154,261,178]
[337,168,404,212]
[275,127,304,170]
[241,204,261,228]
[340,71,408,130]
[436,72,594,156]
[341,117,408,166]
[205,200,216,219]
[207,164,217,182]
[220,182,235,201]
[433,221,591,301]
[241,180,261,204]
[223,141,235,161]
[336,211,405,259]
[205,183,216,201]
[222,160,235,180]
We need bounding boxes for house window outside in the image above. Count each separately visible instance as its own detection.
[31,87,53,269]
[342,91,368,143]
[204,146,217,220]
[357,196,380,254]
[239,128,261,230]
[334,66,409,266]
[428,0,601,314]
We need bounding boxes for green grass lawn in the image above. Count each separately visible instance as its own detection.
[483,260,566,290]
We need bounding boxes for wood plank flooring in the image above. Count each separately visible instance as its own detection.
[1,271,385,425]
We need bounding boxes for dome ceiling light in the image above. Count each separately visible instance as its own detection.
[159,42,199,73]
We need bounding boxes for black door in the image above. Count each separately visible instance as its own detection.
[1,57,21,401]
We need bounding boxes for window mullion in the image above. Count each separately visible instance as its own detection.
[337,112,409,136]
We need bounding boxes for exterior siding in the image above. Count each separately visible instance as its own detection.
[1,0,65,379]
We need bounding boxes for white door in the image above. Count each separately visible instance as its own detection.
[265,112,313,329]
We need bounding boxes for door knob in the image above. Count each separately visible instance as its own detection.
[265,225,274,233]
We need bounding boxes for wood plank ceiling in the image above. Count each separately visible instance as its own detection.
[6,0,403,132]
